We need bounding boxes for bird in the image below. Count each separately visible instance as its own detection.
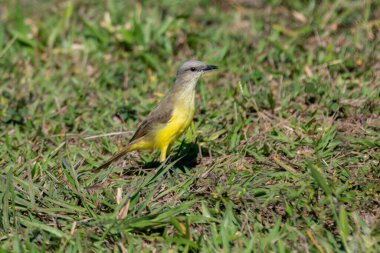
[96,60,218,170]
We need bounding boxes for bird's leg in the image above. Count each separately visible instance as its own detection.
[160,145,179,177]
[159,145,168,163]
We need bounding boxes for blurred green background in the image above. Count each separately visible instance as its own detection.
[0,0,379,252]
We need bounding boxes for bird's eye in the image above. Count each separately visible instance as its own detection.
[190,67,196,72]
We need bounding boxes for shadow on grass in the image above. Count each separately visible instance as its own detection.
[86,141,202,185]
[139,141,200,172]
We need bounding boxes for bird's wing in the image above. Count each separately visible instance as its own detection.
[128,100,173,143]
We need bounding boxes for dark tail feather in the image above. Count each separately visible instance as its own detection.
[95,146,131,171]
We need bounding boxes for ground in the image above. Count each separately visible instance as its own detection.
[0,0,379,252]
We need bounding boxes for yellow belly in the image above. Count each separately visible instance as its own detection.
[127,95,195,161]
[154,104,195,149]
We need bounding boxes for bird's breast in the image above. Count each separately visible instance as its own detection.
[154,91,195,147]
[170,91,195,134]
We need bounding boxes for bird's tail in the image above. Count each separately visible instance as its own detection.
[95,146,132,171]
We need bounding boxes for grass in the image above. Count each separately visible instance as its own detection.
[0,0,379,252]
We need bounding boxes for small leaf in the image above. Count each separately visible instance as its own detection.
[309,163,332,196]
[208,129,227,141]
[20,218,69,239]
[117,199,130,220]
[339,206,349,242]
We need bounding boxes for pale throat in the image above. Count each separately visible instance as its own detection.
[173,77,199,113]
[179,77,198,100]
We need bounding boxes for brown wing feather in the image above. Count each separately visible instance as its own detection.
[128,100,173,143]
[96,91,176,171]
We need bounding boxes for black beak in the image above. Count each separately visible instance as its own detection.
[203,65,218,71]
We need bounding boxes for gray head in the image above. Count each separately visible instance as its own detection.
[175,60,218,84]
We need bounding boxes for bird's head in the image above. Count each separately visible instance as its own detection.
[176,60,218,84]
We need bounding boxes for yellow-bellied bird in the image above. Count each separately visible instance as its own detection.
[97,60,218,170]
